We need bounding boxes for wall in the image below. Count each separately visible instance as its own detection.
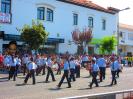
[1,0,118,54]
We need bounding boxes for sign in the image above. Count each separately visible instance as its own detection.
[0,12,11,23]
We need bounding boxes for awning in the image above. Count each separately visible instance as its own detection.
[3,34,64,43]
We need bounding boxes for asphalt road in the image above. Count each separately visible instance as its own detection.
[0,67,133,99]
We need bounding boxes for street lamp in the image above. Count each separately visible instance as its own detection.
[117,7,130,55]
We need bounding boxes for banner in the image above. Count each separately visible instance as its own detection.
[0,12,11,23]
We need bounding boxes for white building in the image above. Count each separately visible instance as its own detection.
[0,0,118,54]
[119,23,133,56]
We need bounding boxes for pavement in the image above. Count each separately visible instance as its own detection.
[0,67,133,99]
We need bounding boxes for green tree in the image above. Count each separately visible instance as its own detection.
[20,21,48,50]
[100,36,117,54]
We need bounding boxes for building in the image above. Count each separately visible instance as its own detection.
[0,0,119,54]
[119,23,133,56]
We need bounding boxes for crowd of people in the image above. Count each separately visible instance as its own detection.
[0,52,132,89]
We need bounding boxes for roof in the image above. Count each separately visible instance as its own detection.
[57,0,117,14]
[119,23,133,31]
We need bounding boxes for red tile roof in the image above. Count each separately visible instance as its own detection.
[119,23,133,31]
[57,0,117,14]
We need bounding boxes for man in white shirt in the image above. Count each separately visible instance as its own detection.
[69,57,76,82]
[45,56,56,83]
[24,57,37,85]
[110,57,120,86]
[22,54,29,75]
[8,54,17,81]
[97,55,106,82]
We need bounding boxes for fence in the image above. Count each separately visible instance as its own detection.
[58,89,133,99]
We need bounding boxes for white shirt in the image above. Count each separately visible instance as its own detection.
[110,60,120,71]
[47,58,53,67]
[82,56,88,62]
[70,60,76,69]
[27,62,37,70]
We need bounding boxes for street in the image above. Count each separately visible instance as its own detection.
[0,67,133,99]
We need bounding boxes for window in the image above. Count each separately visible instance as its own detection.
[1,0,11,13]
[37,7,45,20]
[128,33,133,40]
[88,17,93,28]
[102,19,106,30]
[73,13,78,25]
[47,8,53,21]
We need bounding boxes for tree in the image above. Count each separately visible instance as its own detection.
[20,21,48,50]
[100,36,117,54]
[72,28,92,54]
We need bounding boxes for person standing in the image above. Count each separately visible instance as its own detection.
[69,57,76,82]
[56,55,62,75]
[75,56,81,78]
[22,54,29,75]
[110,57,120,86]
[24,57,37,85]
[57,58,71,88]
[45,56,56,83]
[8,54,17,81]
[97,55,106,82]
[89,59,99,89]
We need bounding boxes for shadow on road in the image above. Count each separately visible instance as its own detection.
[16,83,32,86]
[48,87,62,91]
[100,84,113,87]
[78,87,91,90]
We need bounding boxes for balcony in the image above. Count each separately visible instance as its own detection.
[0,12,11,23]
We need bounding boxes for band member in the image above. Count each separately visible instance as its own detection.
[110,57,120,86]
[57,57,71,88]
[75,56,81,78]
[22,54,29,75]
[8,54,17,81]
[56,55,62,75]
[69,57,76,82]
[89,59,99,89]
[97,55,106,82]
[24,57,37,85]
[45,56,56,83]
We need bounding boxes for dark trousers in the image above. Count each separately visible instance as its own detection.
[111,71,117,85]
[99,67,106,82]
[69,68,75,82]
[23,64,27,76]
[42,65,46,75]
[9,66,16,81]
[58,70,71,87]
[24,69,36,84]
[117,69,121,77]
[90,72,98,87]
[46,67,55,81]
[75,66,80,78]
[36,65,46,75]
[36,66,41,76]
[82,61,88,68]
[16,65,19,76]
[56,63,61,75]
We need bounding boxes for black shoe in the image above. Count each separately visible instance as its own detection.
[53,80,56,82]
[66,86,71,88]
[96,85,99,87]
[89,84,92,89]
[33,83,36,85]
[56,85,61,89]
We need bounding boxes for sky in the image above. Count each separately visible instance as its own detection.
[90,0,133,25]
